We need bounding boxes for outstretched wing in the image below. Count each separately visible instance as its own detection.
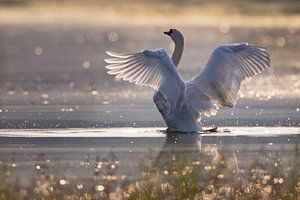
[186,43,270,117]
[105,49,185,109]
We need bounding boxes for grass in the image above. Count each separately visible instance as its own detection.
[0,145,299,200]
[128,147,300,200]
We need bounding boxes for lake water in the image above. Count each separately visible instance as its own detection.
[0,19,300,199]
[0,127,299,199]
[1,25,300,129]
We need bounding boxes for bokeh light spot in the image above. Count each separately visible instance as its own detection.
[95,185,104,192]
[34,46,43,56]
[219,22,230,34]
[82,61,91,69]
[108,32,119,42]
[276,37,286,47]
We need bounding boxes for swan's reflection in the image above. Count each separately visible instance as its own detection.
[129,132,300,199]
[153,132,202,170]
[130,132,247,199]
[0,133,300,199]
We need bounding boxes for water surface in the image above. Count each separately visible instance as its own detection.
[0,127,299,199]
[1,13,300,200]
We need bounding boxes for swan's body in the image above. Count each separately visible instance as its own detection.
[105,29,270,132]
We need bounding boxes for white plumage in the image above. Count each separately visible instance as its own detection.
[105,29,270,132]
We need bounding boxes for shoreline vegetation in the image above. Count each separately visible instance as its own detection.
[0,136,299,200]
[0,0,300,27]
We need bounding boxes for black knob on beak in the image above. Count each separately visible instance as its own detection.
[164,29,173,36]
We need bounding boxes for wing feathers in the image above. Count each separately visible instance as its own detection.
[105,49,185,109]
[186,43,270,117]
[105,43,270,122]
[106,51,132,58]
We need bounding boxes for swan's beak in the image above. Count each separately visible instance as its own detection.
[164,30,172,36]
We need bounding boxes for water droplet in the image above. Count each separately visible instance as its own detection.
[264,175,271,180]
[276,37,286,47]
[217,174,224,179]
[34,46,43,56]
[76,184,84,190]
[8,90,15,95]
[121,175,127,180]
[263,185,272,193]
[82,61,91,69]
[102,100,110,105]
[192,161,200,165]
[204,165,212,171]
[59,179,68,185]
[95,184,105,191]
[219,22,230,34]
[95,162,102,169]
[108,32,118,42]
[48,186,54,192]
[69,82,75,88]
[41,93,49,99]
[91,90,98,96]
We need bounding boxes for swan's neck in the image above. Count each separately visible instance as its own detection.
[172,37,184,67]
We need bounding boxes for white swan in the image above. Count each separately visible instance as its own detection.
[105,29,270,132]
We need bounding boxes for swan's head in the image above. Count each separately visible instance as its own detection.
[164,29,183,43]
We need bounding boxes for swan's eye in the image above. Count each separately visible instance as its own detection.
[169,29,173,34]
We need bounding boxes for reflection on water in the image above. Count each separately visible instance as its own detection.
[0,131,300,199]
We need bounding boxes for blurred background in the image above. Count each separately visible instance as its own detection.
[0,0,300,128]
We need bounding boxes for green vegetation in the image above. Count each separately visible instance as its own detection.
[128,147,300,200]
[1,146,299,200]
